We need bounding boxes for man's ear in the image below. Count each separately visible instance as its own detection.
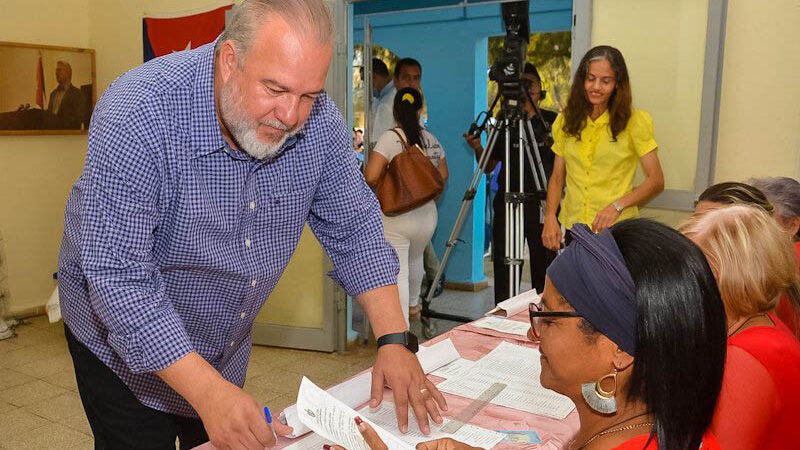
[218,41,239,83]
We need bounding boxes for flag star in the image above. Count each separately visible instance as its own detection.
[172,41,192,53]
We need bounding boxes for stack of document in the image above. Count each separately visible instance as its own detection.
[436,341,575,419]
[485,289,539,317]
[282,338,460,438]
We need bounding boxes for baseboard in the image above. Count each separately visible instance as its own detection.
[8,304,46,319]
[443,279,489,292]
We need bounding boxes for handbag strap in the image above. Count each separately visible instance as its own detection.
[390,128,411,152]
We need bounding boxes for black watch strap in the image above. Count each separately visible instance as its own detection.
[377,331,419,353]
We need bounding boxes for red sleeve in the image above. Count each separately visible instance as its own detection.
[711,345,777,449]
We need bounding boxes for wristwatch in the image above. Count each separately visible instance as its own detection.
[377,331,419,354]
[612,201,625,213]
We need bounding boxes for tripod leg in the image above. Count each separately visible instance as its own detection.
[420,125,502,332]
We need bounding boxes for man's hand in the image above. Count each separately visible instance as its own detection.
[542,215,562,251]
[194,379,276,450]
[591,204,621,233]
[369,345,447,435]
[462,133,482,152]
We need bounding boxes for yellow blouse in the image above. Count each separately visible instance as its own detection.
[551,109,657,230]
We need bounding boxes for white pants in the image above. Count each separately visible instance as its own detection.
[382,200,438,325]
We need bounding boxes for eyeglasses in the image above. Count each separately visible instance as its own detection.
[528,302,583,340]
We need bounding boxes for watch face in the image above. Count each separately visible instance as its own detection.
[406,331,419,353]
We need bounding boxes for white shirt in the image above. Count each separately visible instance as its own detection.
[374,127,445,168]
[369,81,396,146]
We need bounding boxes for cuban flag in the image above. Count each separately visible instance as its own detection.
[143,4,233,62]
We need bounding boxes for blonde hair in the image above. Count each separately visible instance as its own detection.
[680,205,800,319]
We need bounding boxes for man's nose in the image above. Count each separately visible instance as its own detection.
[275,95,300,129]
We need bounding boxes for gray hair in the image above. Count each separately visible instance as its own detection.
[749,176,800,220]
[56,60,73,78]
[216,0,333,59]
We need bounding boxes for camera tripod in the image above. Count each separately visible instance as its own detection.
[420,95,550,337]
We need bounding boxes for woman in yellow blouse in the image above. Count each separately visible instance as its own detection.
[542,45,665,250]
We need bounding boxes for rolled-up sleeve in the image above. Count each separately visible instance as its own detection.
[307,111,399,296]
[80,118,193,373]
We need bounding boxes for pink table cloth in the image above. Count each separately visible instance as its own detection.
[196,312,579,449]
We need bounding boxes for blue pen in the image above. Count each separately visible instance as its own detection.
[264,406,273,424]
[264,406,277,441]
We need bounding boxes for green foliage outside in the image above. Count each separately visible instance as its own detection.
[352,31,571,129]
[488,31,572,115]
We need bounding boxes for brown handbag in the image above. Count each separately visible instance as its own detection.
[376,129,444,216]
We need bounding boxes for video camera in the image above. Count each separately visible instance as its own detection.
[489,1,530,116]
[468,1,531,136]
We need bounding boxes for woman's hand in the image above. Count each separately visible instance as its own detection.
[591,204,622,233]
[542,215,562,251]
[331,418,388,450]
[331,419,478,450]
[416,438,481,450]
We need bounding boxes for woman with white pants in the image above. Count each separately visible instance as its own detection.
[365,87,448,324]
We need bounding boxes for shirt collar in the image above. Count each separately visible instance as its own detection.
[379,80,395,99]
[587,109,610,126]
[191,38,226,157]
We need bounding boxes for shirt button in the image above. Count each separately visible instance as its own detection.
[240,312,246,319]
[249,201,256,210]
[250,279,257,287]
[245,239,252,247]
[230,341,235,347]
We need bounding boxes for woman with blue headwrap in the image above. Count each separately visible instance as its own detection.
[335,219,728,450]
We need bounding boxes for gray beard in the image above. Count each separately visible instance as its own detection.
[219,77,296,160]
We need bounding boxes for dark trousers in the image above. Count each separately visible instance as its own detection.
[65,326,209,450]
[491,195,557,304]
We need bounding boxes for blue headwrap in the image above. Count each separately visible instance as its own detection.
[546,224,638,355]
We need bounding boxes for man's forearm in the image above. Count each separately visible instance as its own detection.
[155,351,224,412]
[356,284,408,338]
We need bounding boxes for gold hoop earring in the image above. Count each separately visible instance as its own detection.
[595,369,618,398]
[582,368,618,414]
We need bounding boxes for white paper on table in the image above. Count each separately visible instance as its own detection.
[472,316,531,337]
[282,433,334,450]
[282,338,461,438]
[416,337,460,374]
[359,401,505,449]
[436,341,575,419]
[429,358,475,380]
[485,289,538,317]
[297,377,413,450]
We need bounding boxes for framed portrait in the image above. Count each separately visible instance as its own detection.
[0,41,96,135]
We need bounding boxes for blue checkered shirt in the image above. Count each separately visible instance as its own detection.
[58,41,398,417]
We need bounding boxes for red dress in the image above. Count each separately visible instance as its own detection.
[611,430,721,449]
[711,315,800,449]
[774,242,800,339]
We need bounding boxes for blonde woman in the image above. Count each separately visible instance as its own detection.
[681,205,800,449]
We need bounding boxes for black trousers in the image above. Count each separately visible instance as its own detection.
[491,195,557,304]
[65,326,209,450]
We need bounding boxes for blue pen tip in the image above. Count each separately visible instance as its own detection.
[264,406,273,424]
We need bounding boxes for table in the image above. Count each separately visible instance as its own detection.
[197,312,579,449]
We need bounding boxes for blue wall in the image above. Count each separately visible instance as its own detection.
[355,1,571,284]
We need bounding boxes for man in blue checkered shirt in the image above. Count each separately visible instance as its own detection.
[58,1,447,448]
